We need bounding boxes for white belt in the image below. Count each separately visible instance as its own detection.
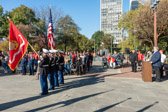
[43,65,49,67]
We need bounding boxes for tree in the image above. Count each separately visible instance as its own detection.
[73,34,94,51]
[34,6,63,31]
[85,39,94,52]
[9,5,37,25]
[0,5,9,38]
[119,0,168,50]
[73,34,88,51]
[0,39,9,51]
[55,15,80,51]
[118,10,140,49]
[34,6,63,48]
[101,34,112,50]
[91,31,104,50]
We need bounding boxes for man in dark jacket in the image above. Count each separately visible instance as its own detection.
[151,47,162,82]
[129,49,138,72]
[39,49,49,95]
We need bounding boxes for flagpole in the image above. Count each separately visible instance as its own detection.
[28,42,38,55]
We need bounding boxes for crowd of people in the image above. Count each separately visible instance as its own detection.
[129,47,167,82]
[0,49,94,95]
[102,51,124,69]
[0,52,10,73]
[0,46,167,94]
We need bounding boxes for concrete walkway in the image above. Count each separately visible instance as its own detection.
[0,61,168,112]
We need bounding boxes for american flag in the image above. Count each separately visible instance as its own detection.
[47,9,55,49]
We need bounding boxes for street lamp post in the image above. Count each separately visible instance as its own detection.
[94,35,96,55]
[150,0,160,47]
[144,44,146,54]
[111,34,113,56]
[134,29,137,50]
[122,28,124,53]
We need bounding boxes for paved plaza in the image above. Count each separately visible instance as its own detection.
[0,61,168,112]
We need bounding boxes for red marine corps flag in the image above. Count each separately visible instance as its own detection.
[8,20,28,71]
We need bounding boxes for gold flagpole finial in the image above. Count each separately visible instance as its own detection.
[7,16,11,22]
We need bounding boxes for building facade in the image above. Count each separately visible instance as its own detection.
[100,0,123,44]
[130,0,149,10]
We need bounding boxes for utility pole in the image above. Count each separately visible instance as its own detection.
[122,28,124,53]
[94,35,96,55]
[150,0,160,47]
[134,29,137,50]
[154,10,157,47]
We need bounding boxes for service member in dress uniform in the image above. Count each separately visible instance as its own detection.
[48,50,55,90]
[54,50,59,87]
[20,56,27,75]
[39,49,50,95]
[28,52,35,75]
[58,51,64,84]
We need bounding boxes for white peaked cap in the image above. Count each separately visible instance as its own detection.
[42,48,49,53]
[53,49,58,53]
[49,50,52,53]
[59,50,64,54]
[49,50,54,53]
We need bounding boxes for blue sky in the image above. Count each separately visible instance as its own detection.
[0,0,130,38]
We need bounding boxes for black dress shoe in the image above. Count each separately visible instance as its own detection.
[48,88,54,90]
[40,93,48,95]
[155,80,161,82]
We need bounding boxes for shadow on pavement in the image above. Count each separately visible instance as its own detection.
[136,101,159,112]
[88,65,120,74]
[0,73,18,77]
[0,74,105,111]
[25,90,114,112]
[98,72,132,77]
[94,97,132,112]
[89,65,109,73]
[122,63,131,68]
